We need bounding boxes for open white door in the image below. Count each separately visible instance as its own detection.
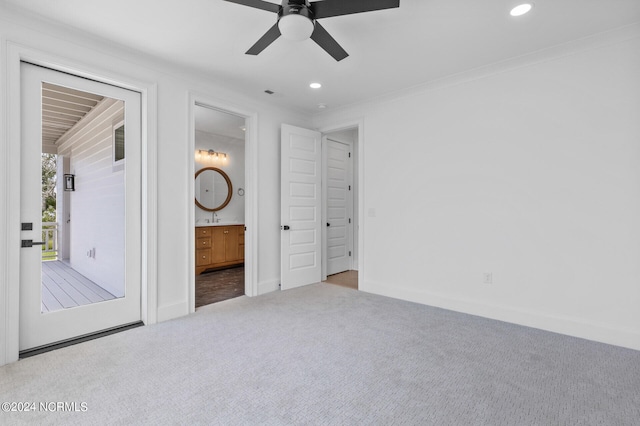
[19,62,141,352]
[281,124,322,290]
[325,138,352,275]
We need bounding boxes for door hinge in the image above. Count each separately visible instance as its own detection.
[348,152,351,158]
[349,251,352,257]
[348,218,351,224]
[348,185,351,191]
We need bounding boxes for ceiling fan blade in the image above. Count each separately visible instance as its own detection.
[223,0,280,13]
[310,22,348,61]
[310,0,400,19]
[246,23,282,55]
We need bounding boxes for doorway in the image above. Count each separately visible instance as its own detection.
[19,62,142,353]
[193,105,247,308]
[323,127,358,289]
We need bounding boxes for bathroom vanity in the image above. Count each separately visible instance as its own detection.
[195,224,245,275]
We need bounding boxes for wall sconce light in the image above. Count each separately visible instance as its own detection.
[195,149,228,165]
[64,174,75,191]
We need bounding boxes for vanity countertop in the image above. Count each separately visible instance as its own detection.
[196,222,244,227]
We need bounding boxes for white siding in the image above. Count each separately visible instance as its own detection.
[58,98,125,297]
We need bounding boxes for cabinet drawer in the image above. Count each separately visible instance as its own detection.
[196,249,211,266]
[197,237,211,248]
[196,227,212,237]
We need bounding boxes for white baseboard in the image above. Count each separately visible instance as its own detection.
[157,301,188,322]
[365,280,640,351]
[258,279,280,295]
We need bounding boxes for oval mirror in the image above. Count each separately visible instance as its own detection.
[195,167,232,212]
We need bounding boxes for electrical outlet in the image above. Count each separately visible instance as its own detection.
[483,272,492,284]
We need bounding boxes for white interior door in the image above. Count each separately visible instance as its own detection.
[19,62,141,351]
[326,138,352,275]
[281,124,322,290]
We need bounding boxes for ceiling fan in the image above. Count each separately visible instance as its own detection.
[224,0,400,61]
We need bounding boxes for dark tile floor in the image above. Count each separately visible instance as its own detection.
[195,266,245,308]
[196,267,356,309]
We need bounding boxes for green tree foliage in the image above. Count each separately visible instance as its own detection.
[42,153,56,223]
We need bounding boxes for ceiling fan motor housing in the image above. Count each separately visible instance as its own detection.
[278,0,315,41]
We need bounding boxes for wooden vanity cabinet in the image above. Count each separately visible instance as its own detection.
[195,225,245,275]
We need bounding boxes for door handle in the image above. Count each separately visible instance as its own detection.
[21,240,45,248]
[282,225,290,230]
[327,223,330,227]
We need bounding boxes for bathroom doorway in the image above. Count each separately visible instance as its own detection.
[193,105,247,308]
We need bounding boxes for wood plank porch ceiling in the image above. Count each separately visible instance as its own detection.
[42,82,104,149]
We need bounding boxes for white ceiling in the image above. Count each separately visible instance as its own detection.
[6,1,640,114]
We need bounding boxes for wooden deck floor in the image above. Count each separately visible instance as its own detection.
[41,260,116,313]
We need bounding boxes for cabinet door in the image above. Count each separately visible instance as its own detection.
[211,227,226,264]
[224,226,239,262]
[196,249,211,267]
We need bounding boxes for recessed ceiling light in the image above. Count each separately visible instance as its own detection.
[310,82,322,89]
[510,3,533,16]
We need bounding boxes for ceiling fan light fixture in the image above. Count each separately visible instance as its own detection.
[226,0,400,61]
[510,3,533,16]
[278,14,314,41]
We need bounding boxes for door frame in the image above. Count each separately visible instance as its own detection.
[1,42,158,366]
[318,120,364,287]
[188,94,259,310]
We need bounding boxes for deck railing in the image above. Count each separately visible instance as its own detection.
[42,222,59,261]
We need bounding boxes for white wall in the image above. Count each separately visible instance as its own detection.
[0,5,312,364]
[194,130,245,224]
[314,26,640,350]
[57,98,125,297]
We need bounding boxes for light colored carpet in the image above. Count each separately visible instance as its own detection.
[1,283,639,425]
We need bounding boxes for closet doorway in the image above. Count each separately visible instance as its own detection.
[322,126,359,290]
[193,105,247,308]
